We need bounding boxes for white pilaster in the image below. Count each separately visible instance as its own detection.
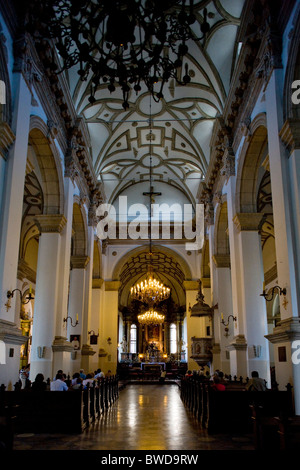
[30,215,66,382]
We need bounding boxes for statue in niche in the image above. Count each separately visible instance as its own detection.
[120,336,127,353]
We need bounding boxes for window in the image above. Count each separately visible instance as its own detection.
[130,324,137,353]
[170,323,177,354]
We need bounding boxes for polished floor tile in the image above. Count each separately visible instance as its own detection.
[13,384,254,451]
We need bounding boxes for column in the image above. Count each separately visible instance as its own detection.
[0,73,32,388]
[52,175,75,375]
[211,254,233,375]
[233,213,270,385]
[226,177,248,377]
[65,255,89,375]
[264,70,300,410]
[90,276,103,370]
[99,281,120,374]
[81,224,96,373]
[30,215,67,382]
[184,280,201,371]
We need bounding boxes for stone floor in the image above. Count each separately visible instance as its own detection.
[13,383,255,451]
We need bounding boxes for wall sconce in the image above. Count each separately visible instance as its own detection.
[88,330,99,345]
[6,288,34,311]
[221,313,237,337]
[37,346,46,358]
[63,315,79,327]
[253,345,261,358]
[260,285,287,302]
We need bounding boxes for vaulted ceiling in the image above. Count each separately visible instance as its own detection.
[65,0,245,208]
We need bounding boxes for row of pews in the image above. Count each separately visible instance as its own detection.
[0,376,120,448]
[180,376,300,449]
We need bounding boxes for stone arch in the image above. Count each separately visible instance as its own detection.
[71,199,88,257]
[29,116,64,215]
[112,244,192,281]
[113,245,192,309]
[236,120,268,214]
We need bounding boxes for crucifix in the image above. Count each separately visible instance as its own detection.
[143,186,162,218]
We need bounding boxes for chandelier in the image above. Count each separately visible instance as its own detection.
[131,266,170,305]
[26,0,210,109]
[138,309,165,325]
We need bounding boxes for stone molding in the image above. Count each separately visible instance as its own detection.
[0,319,27,345]
[226,334,247,351]
[265,317,300,344]
[183,280,199,291]
[92,278,104,289]
[212,254,231,268]
[279,118,300,153]
[233,213,263,232]
[81,343,96,356]
[0,121,15,159]
[52,336,74,353]
[34,214,67,233]
[104,281,121,291]
[17,258,36,283]
[71,255,90,269]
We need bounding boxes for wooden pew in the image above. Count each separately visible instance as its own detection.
[180,377,294,436]
[205,388,293,434]
[0,375,120,435]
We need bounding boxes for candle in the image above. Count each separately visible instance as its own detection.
[221,312,224,321]
[29,285,32,294]
[263,281,265,292]
[76,314,78,322]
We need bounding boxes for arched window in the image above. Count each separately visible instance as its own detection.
[170,323,177,354]
[130,324,137,353]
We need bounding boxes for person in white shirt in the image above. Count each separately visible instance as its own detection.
[94,368,105,379]
[50,373,68,391]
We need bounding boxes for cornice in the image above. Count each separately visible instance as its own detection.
[34,214,67,233]
[279,118,300,153]
[233,212,263,232]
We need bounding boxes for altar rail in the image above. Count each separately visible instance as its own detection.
[180,377,294,438]
[0,376,119,440]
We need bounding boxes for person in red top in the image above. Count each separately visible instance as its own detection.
[211,377,226,391]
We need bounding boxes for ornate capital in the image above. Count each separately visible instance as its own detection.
[34,214,67,233]
[265,317,300,343]
[105,281,121,291]
[233,213,263,232]
[71,255,90,269]
[212,254,231,268]
[279,119,300,153]
[220,145,235,178]
[0,122,15,159]
[226,334,247,351]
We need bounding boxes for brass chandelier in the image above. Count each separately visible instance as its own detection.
[25,0,210,109]
[137,309,165,325]
[130,266,170,305]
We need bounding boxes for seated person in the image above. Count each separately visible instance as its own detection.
[211,376,226,391]
[245,371,267,391]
